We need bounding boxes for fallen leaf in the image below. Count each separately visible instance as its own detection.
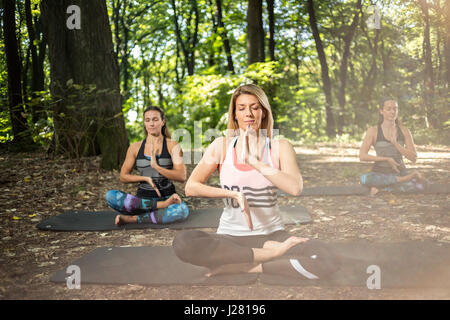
[38,262,55,267]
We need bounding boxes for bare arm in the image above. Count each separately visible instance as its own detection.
[389,127,417,163]
[359,127,391,162]
[185,137,253,230]
[248,139,303,196]
[150,140,187,182]
[359,127,401,173]
[185,137,234,199]
[119,142,162,197]
[119,143,148,183]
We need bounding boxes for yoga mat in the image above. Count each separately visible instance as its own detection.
[36,206,311,232]
[50,246,257,286]
[260,240,450,288]
[51,241,449,288]
[278,183,450,197]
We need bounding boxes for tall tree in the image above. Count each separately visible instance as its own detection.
[2,0,33,147]
[443,0,450,88]
[171,0,199,76]
[111,0,160,100]
[419,0,438,128]
[336,0,362,134]
[306,0,335,137]
[354,10,381,127]
[247,0,265,64]
[41,0,128,170]
[214,0,235,73]
[266,0,275,61]
[25,0,46,123]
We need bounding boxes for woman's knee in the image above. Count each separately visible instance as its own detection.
[172,230,203,263]
[105,190,121,207]
[162,202,190,223]
[361,173,395,187]
[360,173,377,186]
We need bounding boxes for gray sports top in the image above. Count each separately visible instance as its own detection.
[135,138,176,199]
[372,124,407,174]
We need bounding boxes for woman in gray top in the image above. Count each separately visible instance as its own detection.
[359,98,427,195]
[105,106,189,225]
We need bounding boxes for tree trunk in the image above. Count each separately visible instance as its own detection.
[25,0,46,123]
[433,0,443,89]
[189,0,199,75]
[34,12,47,93]
[41,0,128,170]
[247,0,265,65]
[209,0,218,67]
[266,0,275,61]
[171,0,199,76]
[112,0,121,58]
[120,0,131,97]
[306,0,335,137]
[355,21,380,128]
[337,0,362,134]
[215,0,235,73]
[2,0,34,147]
[419,0,438,128]
[443,0,450,88]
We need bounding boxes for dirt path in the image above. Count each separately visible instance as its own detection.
[0,143,449,300]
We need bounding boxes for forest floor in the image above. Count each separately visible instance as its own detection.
[0,143,449,300]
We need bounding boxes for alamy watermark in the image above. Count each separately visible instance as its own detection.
[66,5,81,30]
[171,123,280,165]
[366,265,381,289]
[66,265,81,289]
[366,4,381,30]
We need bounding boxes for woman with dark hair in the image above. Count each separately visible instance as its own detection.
[105,106,189,225]
[359,98,427,195]
[172,84,342,280]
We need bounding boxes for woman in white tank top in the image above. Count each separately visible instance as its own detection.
[173,84,341,280]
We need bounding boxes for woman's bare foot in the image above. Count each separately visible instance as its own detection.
[413,170,427,184]
[205,263,261,277]
[263,237,309,250]
[279,237,309,255]
[370,187,379,196]
[260,236,309,260]
[115,214,137,226]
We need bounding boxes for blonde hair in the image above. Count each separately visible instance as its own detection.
[226,84,274,139]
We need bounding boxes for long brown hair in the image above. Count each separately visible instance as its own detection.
[378,98,403,128]
[226,84,274,139]
[143,106,171,138]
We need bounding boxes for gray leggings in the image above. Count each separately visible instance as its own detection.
[172,230,342,280]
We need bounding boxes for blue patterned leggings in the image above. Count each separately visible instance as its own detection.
[360,172,419,192]
[105,190,189,224]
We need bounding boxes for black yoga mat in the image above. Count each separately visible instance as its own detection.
[50,246,257,286]
[51,241,449,288]
[278,183,450,197]
[260,240,450,288]
[36,206,311,232]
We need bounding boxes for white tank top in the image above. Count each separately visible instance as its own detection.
[217,136,285,236]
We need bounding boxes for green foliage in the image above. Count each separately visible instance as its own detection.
[0,111,13,144]
[2,0,449,154]
[175,61,286,146]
